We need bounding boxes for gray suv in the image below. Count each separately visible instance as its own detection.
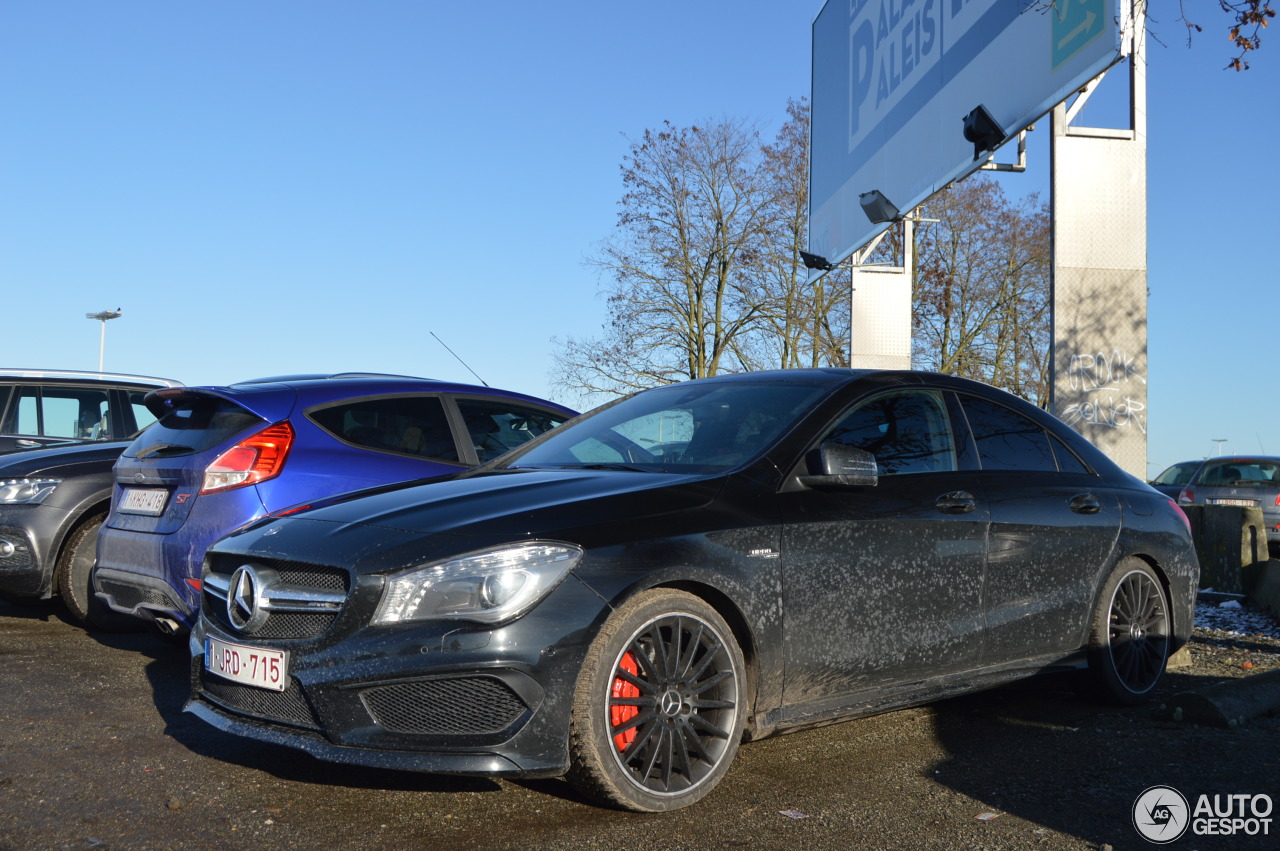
[0,369,182,454]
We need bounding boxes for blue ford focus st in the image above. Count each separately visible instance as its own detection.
[93,373,574,634]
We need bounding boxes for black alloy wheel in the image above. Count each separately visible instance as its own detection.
[1086,559,1171,705]
[568,589,745,812]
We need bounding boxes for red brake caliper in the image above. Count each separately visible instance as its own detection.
[610,651,640,752]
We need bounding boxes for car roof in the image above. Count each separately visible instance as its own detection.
[0,368,182,388]
[145,374,577,423]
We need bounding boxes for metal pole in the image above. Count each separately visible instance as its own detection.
[85,309,122,373]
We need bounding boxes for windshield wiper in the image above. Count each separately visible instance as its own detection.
[135,443,195,459]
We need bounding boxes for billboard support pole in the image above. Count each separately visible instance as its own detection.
[1050,1,1148,477]
[849,217,913,371]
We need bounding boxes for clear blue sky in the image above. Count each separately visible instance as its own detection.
[2,2,1275,477]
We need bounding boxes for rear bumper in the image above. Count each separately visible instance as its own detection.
[94,565,194,630]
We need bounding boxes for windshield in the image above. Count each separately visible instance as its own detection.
[1152,461,1200,487]
[499,380,829,474]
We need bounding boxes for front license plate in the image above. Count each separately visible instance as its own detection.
[205,636,288,692]
[119,487,169,516]
[1210,498,1258,507]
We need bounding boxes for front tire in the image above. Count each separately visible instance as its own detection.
[54,515,102,624]
[54,514,141,632]
[1084,559,1171,705]
[567,589,746,812]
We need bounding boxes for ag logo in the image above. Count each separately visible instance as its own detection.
[1133,785,1190,843]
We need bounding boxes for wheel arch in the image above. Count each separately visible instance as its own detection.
[1122,551,1189,651]
[633,578,763,739]
[50,501,110,596]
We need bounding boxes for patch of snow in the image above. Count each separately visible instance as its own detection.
[1195,601,1280,638]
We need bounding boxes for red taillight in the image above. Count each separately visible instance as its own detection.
[1178,487,1194,505]
[1169,500,1192,534]
[201,421,294,494]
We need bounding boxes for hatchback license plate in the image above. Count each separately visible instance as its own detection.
[119,487,169,516]
[205,636,288,692]
[1210,498,1257,507]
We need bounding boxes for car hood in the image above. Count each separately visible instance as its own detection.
[213,468,726,573]
[0,440,131,476]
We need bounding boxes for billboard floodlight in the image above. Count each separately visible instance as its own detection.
[800,251,835,272]
[962,104,1006,161]
[859,190,900,225]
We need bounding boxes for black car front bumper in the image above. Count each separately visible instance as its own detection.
[185,573,607,779]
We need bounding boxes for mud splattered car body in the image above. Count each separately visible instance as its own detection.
[186,369,1198,811]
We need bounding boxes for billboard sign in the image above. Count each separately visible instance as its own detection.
[810,0,1125,271]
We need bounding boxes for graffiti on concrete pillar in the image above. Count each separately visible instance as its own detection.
[1061,348,1147,433]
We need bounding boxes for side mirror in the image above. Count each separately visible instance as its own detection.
[799,442,879,489]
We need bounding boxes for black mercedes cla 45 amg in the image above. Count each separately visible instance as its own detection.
[186,369,1198,811]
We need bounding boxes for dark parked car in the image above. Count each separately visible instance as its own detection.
[0,439,136,625]
[0,369,181,453]
[95,373,575,635]
[1151,455,1280,548]
[186,369,1198,811]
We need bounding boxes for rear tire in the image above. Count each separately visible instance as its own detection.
[566,589,745,812]
[1084,559,1171,705]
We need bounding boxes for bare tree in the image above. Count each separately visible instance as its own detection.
[910,177,1051,407]
[751,99,849,371]
[1177,0,1274,70]
[551,119,772,401]
[553,109,849,405]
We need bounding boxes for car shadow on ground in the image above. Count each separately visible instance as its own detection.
[923,670,1278,849]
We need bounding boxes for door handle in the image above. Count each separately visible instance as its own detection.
[935,490,976,514]
[1070,493,1102,514]
[16,439,41,447]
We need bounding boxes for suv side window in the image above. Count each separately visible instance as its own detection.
[456,399,569,462]
[823,390,957,476]
[129,391,158,434]
[309,396,460,461]
[960,395,1059,472]
[12,386,112,440]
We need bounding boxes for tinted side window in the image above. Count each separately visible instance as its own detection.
[13,386,112,439]
[129,391,158,434]
[456,399,568,463]
[961,396,1057,472]
[1049,434,1091,475]
[824,390,956,475]
[310,396,458,461]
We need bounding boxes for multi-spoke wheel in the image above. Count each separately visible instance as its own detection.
[567,589,745,812]
[1084,559,1171,705]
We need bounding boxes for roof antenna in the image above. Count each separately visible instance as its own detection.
[430,331,489,387]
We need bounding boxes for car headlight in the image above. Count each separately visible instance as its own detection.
[0,478,60,505]
[372,541,583,626]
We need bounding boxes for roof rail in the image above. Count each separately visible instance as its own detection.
[0,368,183,388]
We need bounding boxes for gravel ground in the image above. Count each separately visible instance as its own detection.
[1,594,1279,850]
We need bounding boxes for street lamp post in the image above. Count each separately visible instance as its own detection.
[1212,439,1227,457]
[85,309,122,373]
